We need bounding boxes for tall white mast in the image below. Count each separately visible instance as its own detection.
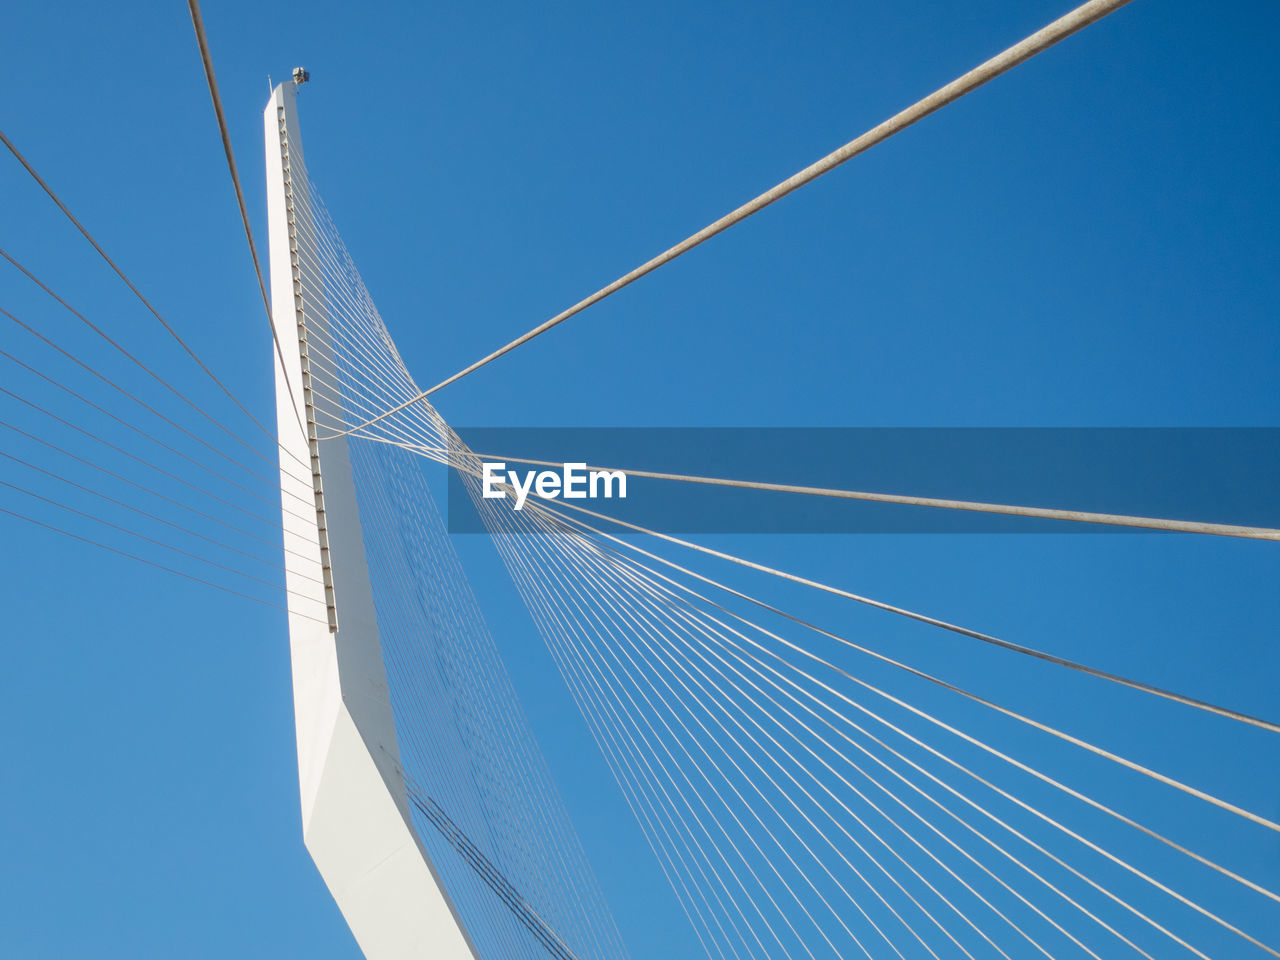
[263,77,478,960]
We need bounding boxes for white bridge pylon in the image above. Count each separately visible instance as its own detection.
[264,79,477,959]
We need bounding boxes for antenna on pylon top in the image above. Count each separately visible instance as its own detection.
[292,66,310,85]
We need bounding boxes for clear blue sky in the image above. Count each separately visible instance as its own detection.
[1,0,1278,957]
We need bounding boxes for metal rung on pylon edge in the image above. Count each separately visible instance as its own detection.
[279,107,338,635]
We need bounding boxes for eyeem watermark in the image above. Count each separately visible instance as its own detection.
[451,428,1280,534]
[482,462,628,511]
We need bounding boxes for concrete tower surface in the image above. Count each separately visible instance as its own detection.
[263,79,477,959]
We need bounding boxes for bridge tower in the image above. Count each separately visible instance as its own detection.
[263,78,477,959]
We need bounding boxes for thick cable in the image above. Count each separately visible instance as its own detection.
[475,452,1280,542]
[184,0,308,446]
[328,0,1136,438]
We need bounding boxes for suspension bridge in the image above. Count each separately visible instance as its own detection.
[2,0,1278,957]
